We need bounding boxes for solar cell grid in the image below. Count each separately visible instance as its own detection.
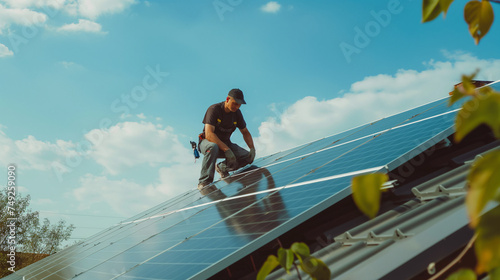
[250,142,311,166]
[259,97,453,169]
[5,91,479,280]
[100,168,352,280]
[489,81,500,90]
[115,97,462,279]
[301,116,454,182]
[115,97,460,247]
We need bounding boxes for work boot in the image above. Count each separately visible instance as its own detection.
[216,163,230,179]
[199,184,218,196]
[198,182,209,190]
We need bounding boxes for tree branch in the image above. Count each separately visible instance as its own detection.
[428,234,477,280]
[293,263,303,280]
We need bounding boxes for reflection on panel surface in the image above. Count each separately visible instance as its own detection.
[6,95,470,280]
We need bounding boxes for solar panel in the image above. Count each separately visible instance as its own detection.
[5,88,487,280]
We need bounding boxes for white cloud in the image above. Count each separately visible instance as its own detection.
[74,174,159,215]
[119,113,132,119]
[0,129,78,172]
[62,0,78,17]
[59,61,74,68]
[57,18,105,33]
[261,1,281,13]
[157,164,198,197]
[0,43,13,57]
[0,0,66,9]
[85,121,191,175]
[34,198,55,205]
[255,52,500,156]
[0,119,198,217]
[73,163,197,216]
[77,0,136,19]
[58,60,85,70]
[0,0,135,36]
[0,3,48,34]
[74,120,199,216]
[0,184,29,197]
[63,0,135,19]
[137,113,146,119]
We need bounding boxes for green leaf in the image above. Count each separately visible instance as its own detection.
[449,70,480,106]
[495,190,500,203]
[300,257,331,280]
[440,0,455,17]
[257,255,280,280]
[450,87,467,106]
[466,150,500,227]
[455,89,500,143]
[290,242,310,263]
[277,248,294,273]
[445,268,477,280]
[464,0,494,44]
[300,256,317,275]
[490,267,500,280]
[351,173,388,219]
[475,205,500,274]
[423,0,443,22]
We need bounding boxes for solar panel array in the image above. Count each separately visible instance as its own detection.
[7,81,499,280]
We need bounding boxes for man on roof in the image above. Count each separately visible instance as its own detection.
[198,88,256,190]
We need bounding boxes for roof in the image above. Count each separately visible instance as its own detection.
[268,144,500,280]
[5,80,500,280]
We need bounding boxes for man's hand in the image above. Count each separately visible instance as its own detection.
[248,148,256,164]
[225,149,237,169]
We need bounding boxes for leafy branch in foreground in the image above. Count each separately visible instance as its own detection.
[421,0,500,270]
[422,0,498,44]
[351,72,500,280]
[351,173,388,219]
[445,72,500,279]
[450,72,500,143]
[257,242,331,280]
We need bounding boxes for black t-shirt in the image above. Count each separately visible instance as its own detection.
[202,101,246,144]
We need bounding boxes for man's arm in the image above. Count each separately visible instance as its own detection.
[240,127,255,150]
[205,124,230,152]
[240,127,256,164]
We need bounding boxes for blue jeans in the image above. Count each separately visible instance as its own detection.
[198,139,250,185]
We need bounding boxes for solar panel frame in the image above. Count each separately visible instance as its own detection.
[8,83,498,280]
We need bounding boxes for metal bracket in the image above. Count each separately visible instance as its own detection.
[412,185,467,201]
[381,179,398,190]
[334,228,412,246]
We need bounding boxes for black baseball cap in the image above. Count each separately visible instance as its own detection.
[228,88,246,104]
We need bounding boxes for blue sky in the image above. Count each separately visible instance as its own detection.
[1,0,499,242]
